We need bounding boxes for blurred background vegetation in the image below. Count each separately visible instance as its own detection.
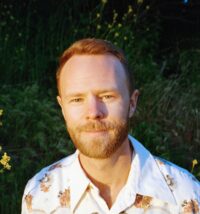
[0,0,200,213]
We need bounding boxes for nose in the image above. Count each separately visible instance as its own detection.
[86,96,104,120]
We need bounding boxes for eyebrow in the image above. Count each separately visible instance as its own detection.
[64,88,119,98]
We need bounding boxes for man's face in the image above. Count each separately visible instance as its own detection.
[57,54,138,159]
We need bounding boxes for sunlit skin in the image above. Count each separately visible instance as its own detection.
[57,54,139,208]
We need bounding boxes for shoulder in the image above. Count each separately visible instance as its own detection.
[22,153,76,213]
[154,156,200,205]
[23,152,76,195]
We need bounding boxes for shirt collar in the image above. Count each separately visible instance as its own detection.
[69,135,177,212]
[128,135,177,205]
[69,151,91,212]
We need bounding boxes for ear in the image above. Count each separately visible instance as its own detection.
[57,95,62,107]
[129,89,139,118]
[57,96,66,119]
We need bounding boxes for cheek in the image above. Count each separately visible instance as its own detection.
[62,106,83,124]
[108,101,130,119]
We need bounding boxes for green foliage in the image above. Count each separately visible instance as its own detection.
[0,0,159,86]
[0,84,73,156]
[130,52,200,177]
[0,0,199,213]
[0,84,74,213]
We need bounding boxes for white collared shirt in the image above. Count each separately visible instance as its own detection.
[21,136,200,213]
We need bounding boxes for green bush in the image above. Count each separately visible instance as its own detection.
[0,84,75,213]
[130,51,200,176]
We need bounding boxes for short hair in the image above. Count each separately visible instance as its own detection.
[56,38,134,95]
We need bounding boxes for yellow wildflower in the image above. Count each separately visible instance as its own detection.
[128,5,133,13]
[101,0,107,4]
[146,5,150,10]
[0,152,11,170]
[1,152,10,163]
[192,159,198,167]
[137,0,143,3]
[4,163,11,170]
[0,109,3,116]
[114,32,119,37]
[118,23,122,28]
[113,11,118,20]
[124,36,127,41]
[97,25,101,30]
[96,13,100,18]
[0,146,2,151]
[191,159,198,173]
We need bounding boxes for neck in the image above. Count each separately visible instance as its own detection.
[79,137,133,208]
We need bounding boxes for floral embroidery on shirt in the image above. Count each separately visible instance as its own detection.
[182,199,199,213]
[156,159,165,166]
[48,163,62,171]
[165,174,176,190]
[25,194,33,211]
[58,188,70,207]
[133,194,152,210]
[155,157,173,167]
[39,173,53,192]
[21,137,200,213]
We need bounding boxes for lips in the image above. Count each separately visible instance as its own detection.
[77,122,114,132]
[83,129,108,132]
[83,130,108,136]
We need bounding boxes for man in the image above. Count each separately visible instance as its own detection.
[22,38,200,214]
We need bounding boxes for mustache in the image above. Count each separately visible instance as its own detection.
[77,121,115,132]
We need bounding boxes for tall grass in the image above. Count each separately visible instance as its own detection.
[0,0,159,86]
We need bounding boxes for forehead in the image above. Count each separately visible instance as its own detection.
[59,54,128,95]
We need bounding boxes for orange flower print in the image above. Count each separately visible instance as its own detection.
[39,173,53,192]
[156,159,165,166]
[58,188,70,207]
[25,194,33,211]
[48,163,62,171]
[182,199,199,213]
[134,194,152,210]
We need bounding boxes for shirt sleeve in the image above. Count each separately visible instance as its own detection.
[21,194,29,214]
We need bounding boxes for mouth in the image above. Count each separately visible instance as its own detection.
[85,130,107,132]
[83,130,108,134]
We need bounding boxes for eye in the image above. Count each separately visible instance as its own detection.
[70,98,83,103]
[101,95,114,101]
[103,95,113,99]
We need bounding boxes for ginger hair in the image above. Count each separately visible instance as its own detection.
[56,38,134,94]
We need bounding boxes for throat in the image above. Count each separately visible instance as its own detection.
[79,139,133,208]
[98,180,127,209]
[83,157,132,209]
